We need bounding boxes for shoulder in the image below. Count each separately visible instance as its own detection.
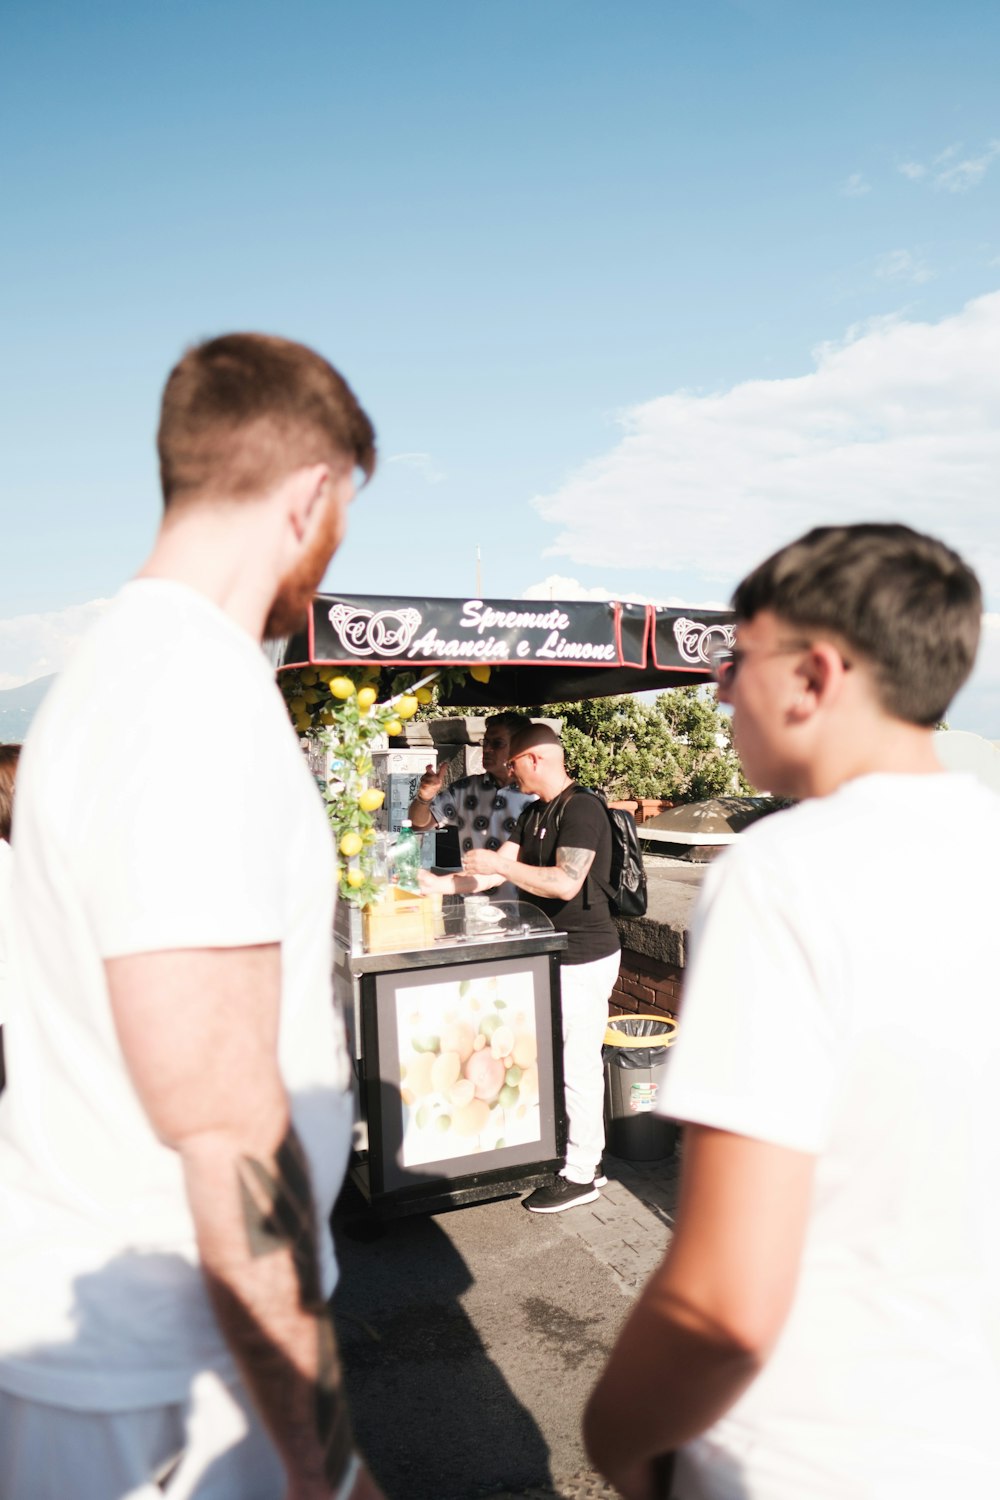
[568,787,608,821]
[29,588,293,823]
[559,788,608,842]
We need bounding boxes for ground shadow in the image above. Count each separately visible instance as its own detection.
[332,1177,555,1500]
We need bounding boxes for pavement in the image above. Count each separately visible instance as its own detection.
[331,1148,683,1500]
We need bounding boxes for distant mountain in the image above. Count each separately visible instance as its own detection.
[0,675,55,743]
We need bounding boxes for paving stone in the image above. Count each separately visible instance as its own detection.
[554,1149,681,1295]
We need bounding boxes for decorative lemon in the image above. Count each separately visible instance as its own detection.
[290,696,307,715]
[303,689,320,704]
[317,666,335,683]
[330,676,355,699]
[356,686,378,711]
[359,788,385,812]
[339,831,363,857]
[395,694,418,720]
[300,669,318,685]
[384,718,403,737]
[415,686,434,705]
[345,868,366,888]
[470,664,492,683]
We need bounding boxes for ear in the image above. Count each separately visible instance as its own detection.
[286,464,330,543]
[789,642,848,723]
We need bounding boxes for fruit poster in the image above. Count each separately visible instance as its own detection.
[396,968,542,1167]
[368,952,562,1191]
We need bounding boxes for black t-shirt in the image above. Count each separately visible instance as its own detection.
[508,786,621,966]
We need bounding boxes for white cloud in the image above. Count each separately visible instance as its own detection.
[386,451,446,484]
[875,248,934,285]
[935,140,1000,192]
[532,290,1000,605]
[0,600,111,691]
[898,140,1000,193]
[520,575,728,609]
[841,172,872,197]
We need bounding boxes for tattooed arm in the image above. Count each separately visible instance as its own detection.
[106,945,382,1500]
[462,841,596,902]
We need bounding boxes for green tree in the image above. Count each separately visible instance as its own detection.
[425,688,748,801]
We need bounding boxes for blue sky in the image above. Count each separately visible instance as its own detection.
[3,0,999,728]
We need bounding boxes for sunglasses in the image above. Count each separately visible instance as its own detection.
[505,749,533,771]
[710,644,799,686]
[709,639,850,687]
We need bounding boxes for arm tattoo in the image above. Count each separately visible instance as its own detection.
[238,1126,353,1489]
[556,845,596,883]
[239,1129,320,1304]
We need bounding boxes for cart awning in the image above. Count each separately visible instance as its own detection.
[270,594,734,704]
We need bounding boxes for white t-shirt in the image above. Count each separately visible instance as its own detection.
[0,580,352,1411]
[661,773,1000,1500]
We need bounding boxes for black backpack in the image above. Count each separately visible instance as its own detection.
[553,786,648,919]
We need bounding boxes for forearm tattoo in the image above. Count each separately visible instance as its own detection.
[239,1127,353,1490]
[239,1131,320,1302]
[556,845,596,882]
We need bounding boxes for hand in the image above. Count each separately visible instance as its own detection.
[418,869,445,894]
[416,763,443,801]
[462,849,501,876]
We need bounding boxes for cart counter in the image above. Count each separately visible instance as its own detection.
[335,899,568,1217]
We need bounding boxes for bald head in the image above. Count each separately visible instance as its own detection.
[507,722,570,798]
[508,723,563,760]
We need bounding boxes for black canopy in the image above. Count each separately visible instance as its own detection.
[270,594,734,704]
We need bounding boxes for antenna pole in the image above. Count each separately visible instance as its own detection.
[476,544,482,598]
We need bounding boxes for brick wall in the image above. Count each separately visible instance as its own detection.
[611,947,682,1022]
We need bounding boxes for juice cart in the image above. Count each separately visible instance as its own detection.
[272,592,731,1215]
[335,897,568,1217]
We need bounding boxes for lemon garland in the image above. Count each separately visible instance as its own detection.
[278,661,493,905]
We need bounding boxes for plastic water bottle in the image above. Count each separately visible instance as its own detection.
[393,821,421,894]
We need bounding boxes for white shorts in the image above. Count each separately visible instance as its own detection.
[0,1369,284,1500]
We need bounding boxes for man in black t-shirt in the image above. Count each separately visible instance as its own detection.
[461,723,622,1213]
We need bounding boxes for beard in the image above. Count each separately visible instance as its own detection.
[263,495,342,642]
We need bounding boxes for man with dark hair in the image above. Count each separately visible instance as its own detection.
[422,721,620,1213]
[586,523,1000,1499]
[0,336,383,1498]
[407,711,535,856]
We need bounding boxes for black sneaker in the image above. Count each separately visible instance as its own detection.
[524,1176,600,1213]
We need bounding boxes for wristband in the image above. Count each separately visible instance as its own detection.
[332,1452,361,1500]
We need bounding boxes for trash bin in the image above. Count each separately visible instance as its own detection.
[603,1014,678,1162]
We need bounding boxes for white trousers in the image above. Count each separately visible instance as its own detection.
[0,1370,284,1500]
[559,949,620,1184]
